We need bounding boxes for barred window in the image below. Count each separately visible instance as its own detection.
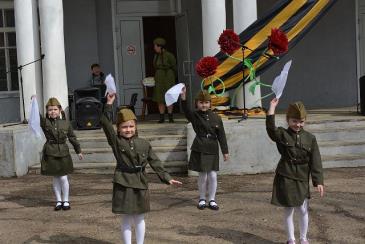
[0,8,18,91]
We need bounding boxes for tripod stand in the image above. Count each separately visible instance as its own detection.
[3,54,44,127]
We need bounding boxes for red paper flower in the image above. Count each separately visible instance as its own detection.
[195,56,219,78]
[218,29,241,55]
[268,28,288,55]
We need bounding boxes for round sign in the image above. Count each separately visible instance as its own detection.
[127,45,136,55]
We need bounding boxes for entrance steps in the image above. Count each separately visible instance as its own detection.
[29,123,188,174]
[305,118,365,168]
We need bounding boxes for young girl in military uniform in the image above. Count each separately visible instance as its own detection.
[100,93,182,244]
[180,87,229,210]
[36,96,83,211]
[266,98,324,244]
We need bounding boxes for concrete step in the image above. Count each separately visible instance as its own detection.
[319,141,365,156]
[70,146,187,163]
[310,128,365,142]
[74,124,187,137]
[70,135,187,148]
[322,153,365,168]
[28,160,188,175]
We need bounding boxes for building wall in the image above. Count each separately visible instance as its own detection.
[61,0,356,109]
[257,0,358,109]
[63,0,114,92]
[180,0,204,107]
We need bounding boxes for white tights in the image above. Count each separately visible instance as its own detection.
[121,214,145,244]
[284,199,309,241]
[52,175,69,203]
[198,171,217,201]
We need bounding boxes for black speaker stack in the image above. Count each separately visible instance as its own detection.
[74,87,102,129]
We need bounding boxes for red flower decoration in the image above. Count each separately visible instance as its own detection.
[218,29,241,55]
[268,28,288,55]
[195,56,219,78]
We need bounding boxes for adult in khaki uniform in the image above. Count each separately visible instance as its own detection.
[266,98,324,244]
[39,97,83,211]
[152,37,177,123]
[181,88,229,211]
[100,93,181,244]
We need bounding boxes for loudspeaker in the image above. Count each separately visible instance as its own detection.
[360,76,365,115]
[75,97,102,130]
[74,87,101,102]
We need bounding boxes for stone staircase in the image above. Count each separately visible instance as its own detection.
[305,118,365,168]
[29,122,188,174]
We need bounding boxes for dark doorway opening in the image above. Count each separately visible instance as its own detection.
[142,16,179,114]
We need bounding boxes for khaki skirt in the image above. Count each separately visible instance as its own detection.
[41,154,73,176]
[112,183,150,214]
[189,151,219,172]
[271,173,310,207]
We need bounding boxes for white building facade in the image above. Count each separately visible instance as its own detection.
[0,0,362,123]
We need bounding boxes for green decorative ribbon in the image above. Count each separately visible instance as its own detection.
[201,76,226,97]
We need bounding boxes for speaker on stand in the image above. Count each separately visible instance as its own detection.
[74,87,102,129]
[360,76,365,115]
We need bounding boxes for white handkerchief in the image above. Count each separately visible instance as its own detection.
[29,97,42,138]
[105,74,117,95]
[165,83,185,106]
[271,60,292,98]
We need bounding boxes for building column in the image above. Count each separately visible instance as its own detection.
[38,0,69,112]
[201,0,228,106]
[233,0,261,109]
[202,0,226,56]
[14,0,43,119]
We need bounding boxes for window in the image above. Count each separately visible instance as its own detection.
[0,8,18,91]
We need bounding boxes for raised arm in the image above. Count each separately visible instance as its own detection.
[266,98,282,142]
[180,86,194,122]
[100,94,117,147]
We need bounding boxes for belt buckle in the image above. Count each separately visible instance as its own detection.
[206,133,211,138]
[135,165,143,172]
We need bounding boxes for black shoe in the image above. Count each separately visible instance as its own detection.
[62,201,71,211]
[158,114,165,123]
[168,113,174,123]
[197,199,206,210]
[208,200,219,210]
[54,201,63,211]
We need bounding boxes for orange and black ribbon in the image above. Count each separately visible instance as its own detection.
[203,0,337,93]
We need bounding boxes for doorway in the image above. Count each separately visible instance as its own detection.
[142,16,178,114]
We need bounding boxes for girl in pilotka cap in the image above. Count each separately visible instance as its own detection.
[100,93,182,244]
[35,96,84,211]
[180,88,229,211]
[266,98,324,244]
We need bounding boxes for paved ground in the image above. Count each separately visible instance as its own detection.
[0,167,364,244]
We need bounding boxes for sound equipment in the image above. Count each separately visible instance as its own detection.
[75,97,102,129]
[360,76,365,115]
[74,87,102,129]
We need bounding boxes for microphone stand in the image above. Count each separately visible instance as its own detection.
[3,54,44,127]
[238,46,248,122]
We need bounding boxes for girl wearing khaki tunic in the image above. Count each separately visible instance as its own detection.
[266,98,324,244]
[36,96,84,211]
[152,37,177,123]
[100,93,182,244]
[180,88,229,210]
